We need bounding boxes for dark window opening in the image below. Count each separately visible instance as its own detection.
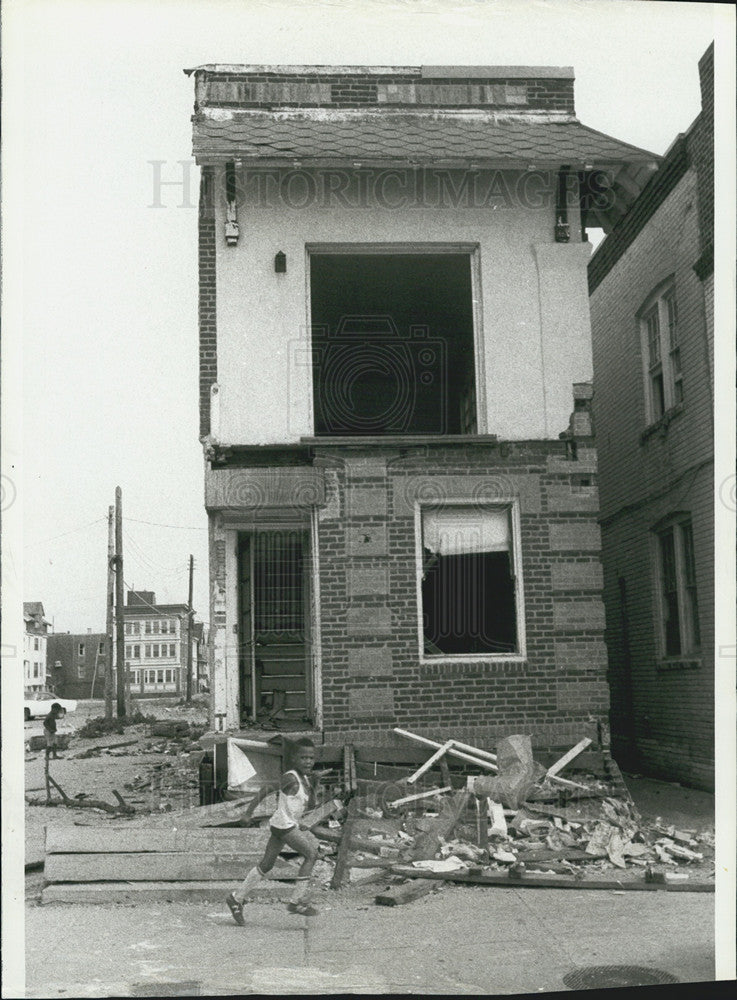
[421,507,518,656]
[310,254,476,435]
[659,527,681,656]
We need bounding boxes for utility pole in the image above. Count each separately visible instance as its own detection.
[115,486,126,717]
[185,554,194,703]
[105,505,114,720]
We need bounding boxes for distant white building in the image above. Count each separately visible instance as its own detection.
[24,602,51,693]
[114,590,200,697]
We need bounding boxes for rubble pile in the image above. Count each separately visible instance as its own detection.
[311,732,715,894]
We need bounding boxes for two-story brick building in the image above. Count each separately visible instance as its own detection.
[47,631,107,700]
[186,63,658,748]
[588,46,714,790]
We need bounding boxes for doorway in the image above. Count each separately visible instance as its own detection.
[237,530,314,726]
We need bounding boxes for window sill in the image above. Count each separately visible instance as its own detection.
[640,404,684,445]
[420,654,526,665]
[656,656,701,672]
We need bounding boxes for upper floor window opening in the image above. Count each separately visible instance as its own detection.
[640,279,682,424]
[309,249,480,437]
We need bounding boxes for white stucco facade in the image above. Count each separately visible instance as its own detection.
[208,166,594,446]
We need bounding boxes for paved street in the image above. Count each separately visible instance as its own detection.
[23,881,714,996]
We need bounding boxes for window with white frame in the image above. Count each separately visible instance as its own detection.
[78,643,85,657]
[77,661,85,679]
[641,280,682,423]
[34,637,39,651]
[655,517,701,657]
[418,503,523,657]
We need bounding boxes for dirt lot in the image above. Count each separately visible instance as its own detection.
[24,697,210,865]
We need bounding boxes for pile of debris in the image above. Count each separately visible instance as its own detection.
[314,730,714,898]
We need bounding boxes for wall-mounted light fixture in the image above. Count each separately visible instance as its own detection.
[274,251,287,273]
[224,161,239,246]
[555,165,571,243]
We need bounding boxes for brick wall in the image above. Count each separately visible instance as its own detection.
[199,168,217,438]
[691,44,714,265]
[589,151,714,789]
[309,440,607,749]
[196,70,575,114]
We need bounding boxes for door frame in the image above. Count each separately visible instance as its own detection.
[236,523,317,725]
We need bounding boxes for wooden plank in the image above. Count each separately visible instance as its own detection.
[406,742,454,785]
[301,798,342,831]
[389,866,715,892]
[546,738,593,779]
[127,796,255,828]
[375,879,438,906]
[388,786,452,809]
[488,799,507,838]
[394,729,498,772]
[411,790,471,861]
[45,852,274,883]
[41,880,295,905]
[450,739,498,764]
[330,796,358,889]
[45,826,271,855]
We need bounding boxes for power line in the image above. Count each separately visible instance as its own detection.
[124,516,206,531]
[24,517,106,548]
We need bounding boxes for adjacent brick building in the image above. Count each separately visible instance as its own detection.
[588,45,714,789]
[186,63,657,748]
[47,632,107,700]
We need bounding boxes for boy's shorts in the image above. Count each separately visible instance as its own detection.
[44,732,57,749]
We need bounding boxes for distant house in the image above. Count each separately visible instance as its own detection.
[23,602,51,693]
[116,590,201,698]
[47,632,107,699]
[588,45,714,789]
[192,621,211,692]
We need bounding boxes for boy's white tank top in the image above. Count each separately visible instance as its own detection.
[270,769,310,829]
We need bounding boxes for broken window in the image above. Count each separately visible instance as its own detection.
[420,505,520,656]
[310,253,477,436]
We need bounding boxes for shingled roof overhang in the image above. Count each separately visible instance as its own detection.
[191,109,658,171]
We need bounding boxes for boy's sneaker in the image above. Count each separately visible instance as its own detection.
[226,892,245,926]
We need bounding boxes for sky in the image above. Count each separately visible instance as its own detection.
[3,0,727,634]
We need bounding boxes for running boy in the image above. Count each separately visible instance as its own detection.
[43,703,65,760]
[227,738,320,923]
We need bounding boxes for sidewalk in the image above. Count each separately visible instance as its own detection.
[25,880,714,996]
